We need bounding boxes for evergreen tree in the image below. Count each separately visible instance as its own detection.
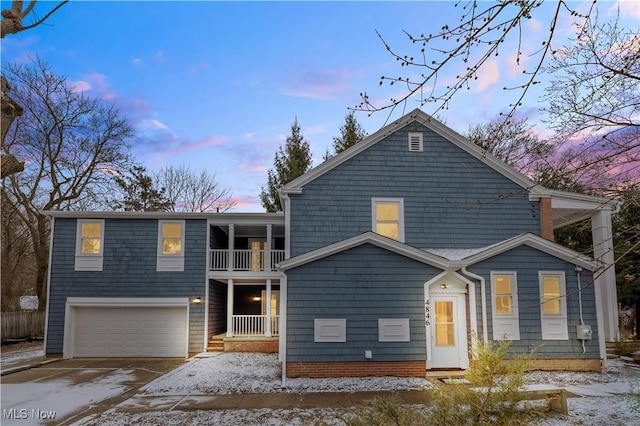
[260,118,312,212]
[114,166,172,212]
[324,112,367,160]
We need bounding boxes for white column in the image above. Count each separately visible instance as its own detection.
[265,279,272,337]
[592,210,619,341]
[226,278,234,337]
[227,224,235,272]
[266,224,273,271]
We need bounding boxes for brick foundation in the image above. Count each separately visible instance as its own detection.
[524,358,602,372]
[286,360,426,378]
[471,358,602,372]
[224,339,278,353]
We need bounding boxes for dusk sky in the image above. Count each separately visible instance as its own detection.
[1,0,638,212]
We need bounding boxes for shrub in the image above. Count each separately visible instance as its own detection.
[427,337,542,425]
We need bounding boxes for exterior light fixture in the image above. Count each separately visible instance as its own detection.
[440,284,449,289]
[191,296,203,304]
[252,296,261,301]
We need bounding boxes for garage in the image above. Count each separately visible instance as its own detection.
[64,298,189,358]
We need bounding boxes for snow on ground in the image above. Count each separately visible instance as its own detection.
[1,340,44,365]
[2,369,136,426]
[142,352,434,395]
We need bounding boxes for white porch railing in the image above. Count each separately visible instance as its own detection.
[232,315,280,336]
[210,249,285,271]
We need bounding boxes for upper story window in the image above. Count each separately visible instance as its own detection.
[157,220,185,271]
[75,219,104,271]
[491,272,520,340]
[540,272,568,340]
[372,198,405,242]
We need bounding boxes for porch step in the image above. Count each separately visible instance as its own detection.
[207,336,225,352]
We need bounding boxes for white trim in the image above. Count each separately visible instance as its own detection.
[539,271,569,340]
[277,232,448,271]
[44,210,285,222]
[157,220,185,271]
[75,219,104,271]
[63,297,189,359]
[491,271,520,341]
[425,274,469,369]
[279,271,288,386]
[371,198,405,242]
[460,233,598,271]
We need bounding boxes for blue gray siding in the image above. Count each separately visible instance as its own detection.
[290,122,541,256]
[47,218,207,354]
[465,245,599,359]
[286,244,442,362]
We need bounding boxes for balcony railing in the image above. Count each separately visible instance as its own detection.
[210,249,285,271]
[232,315,280,336]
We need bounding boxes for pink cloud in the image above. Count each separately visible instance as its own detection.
[474,59,500,93]
[283,68,353,101]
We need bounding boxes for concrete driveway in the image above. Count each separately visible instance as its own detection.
[1,358,184,426]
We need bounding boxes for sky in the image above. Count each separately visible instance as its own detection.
[1,0,638,212]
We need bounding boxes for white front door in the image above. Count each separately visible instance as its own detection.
[430,296,462,368]
[426,274,470,370]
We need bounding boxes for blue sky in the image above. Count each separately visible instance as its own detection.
[1,0,638,211]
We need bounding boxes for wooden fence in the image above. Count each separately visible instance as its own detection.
[1,311,45,340]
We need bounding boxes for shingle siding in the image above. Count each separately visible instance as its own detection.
[286,244,442,362]
[47,218,207,354]
[290,123,541,256]
[465,245,599,359]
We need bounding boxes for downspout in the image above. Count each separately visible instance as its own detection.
[43,215,56,354]
[278,271,288,388]
[461,267,488,344]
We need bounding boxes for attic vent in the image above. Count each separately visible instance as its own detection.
[408,132,423,152]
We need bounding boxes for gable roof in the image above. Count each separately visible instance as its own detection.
[281,108,546,197]
[277,232,599,273]
[277,232,450,271]
[438,233,600,271]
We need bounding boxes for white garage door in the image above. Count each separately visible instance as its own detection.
[73,306,188,357]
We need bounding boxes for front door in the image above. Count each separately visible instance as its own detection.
[430,296,462,368]
[426,273,470,370]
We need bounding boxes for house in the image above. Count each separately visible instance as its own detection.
[44,109,620,379]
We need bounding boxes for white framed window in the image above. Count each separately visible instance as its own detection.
[408,132,423,152]
[75,219,104,271]
[372,198,405,242]
[491,272,520,340]
[314,318,346,342]
[539,272,568,340]
[157,220,185,271]
[378,318,410,342]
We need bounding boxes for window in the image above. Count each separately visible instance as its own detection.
[408,132,423,152]
[540,272,568,340]
[157,220,185,271]
[372,198,405,242]
[75,220,104,271]
[491,272,520,340]
[314,318,346,342]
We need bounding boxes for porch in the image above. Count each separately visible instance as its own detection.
[207,279,281,351]
[207,333,279,353]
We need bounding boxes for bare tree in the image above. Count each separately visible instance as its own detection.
[542,11,640,141]
[355,1,595,122]
[1,1,68,38]
[1,1,69,178]
[2,58,134,309]
[155,164,236,212]
[466,116,554,174]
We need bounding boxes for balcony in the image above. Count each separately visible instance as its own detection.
[210,249,286,271]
